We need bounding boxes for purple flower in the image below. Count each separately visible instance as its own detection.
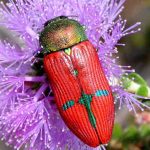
[0,0,149,149]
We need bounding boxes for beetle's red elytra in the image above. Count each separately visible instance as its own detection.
[40,16,115,147]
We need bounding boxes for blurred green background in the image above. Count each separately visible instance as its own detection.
[109,1,150,150]
[0,0,150,150]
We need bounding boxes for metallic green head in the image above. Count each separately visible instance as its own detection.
[39,16,87,53]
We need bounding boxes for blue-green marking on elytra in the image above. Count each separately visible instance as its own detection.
[62,89,109,128]
[78,92,96,128]
[62,100,75,110]
[95,90,109,97]
[73,70,78,76]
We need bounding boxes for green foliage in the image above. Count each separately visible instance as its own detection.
[108,122,150,150]
[112,123,123,140]
[139,124,150,138]
[122,126,140,144]
[143,100,150,107]
[128,73,147,86]
[122,72,150,98]
[137,86,148,97]
[121,76,132,89]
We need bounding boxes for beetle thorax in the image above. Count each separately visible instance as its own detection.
[40,16,87,53]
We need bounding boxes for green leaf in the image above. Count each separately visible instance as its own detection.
[112,123,123,139]
[122,126,140,144]
[142,100,150,106]
[136,86,148,97]
[128,73,147,86]
[140,124,150,138]
[121,76,132,89]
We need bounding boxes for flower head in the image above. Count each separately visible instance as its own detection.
[0,0,149,149]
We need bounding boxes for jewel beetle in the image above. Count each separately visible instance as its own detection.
[39,16,115,147]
